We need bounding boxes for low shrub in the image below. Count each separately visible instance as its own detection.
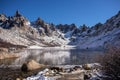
[101,47,120,80]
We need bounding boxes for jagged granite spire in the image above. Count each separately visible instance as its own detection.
[14,10,21,17]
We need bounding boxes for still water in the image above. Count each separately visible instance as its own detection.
[0,49,103,66]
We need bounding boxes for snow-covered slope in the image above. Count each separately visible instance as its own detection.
[56,11,120,49]
[75,11,120,49]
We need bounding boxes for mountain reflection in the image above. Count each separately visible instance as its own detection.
[12,49,70,65]
[0,49,103,66]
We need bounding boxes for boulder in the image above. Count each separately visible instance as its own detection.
[21,60,45,72]
[82,64,92,70]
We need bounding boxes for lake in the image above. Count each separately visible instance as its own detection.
[0,48,103,67]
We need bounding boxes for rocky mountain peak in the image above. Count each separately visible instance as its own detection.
[14,10,22,17]
[0,11,30,29]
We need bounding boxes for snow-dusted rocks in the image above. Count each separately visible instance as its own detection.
[26,63,102,80]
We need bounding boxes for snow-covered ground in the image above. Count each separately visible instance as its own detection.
[28,45,43,49]
[69,27,120,49]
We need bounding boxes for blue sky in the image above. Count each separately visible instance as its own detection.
[0,0,120,27]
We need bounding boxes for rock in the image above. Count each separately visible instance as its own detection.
[21,63,28,72]
[68,68,74,73]
[16,78,21,80]
[44,71,50,76]
[73,66,82,70]
[84,74,91,80]
[21,60,45,72]
[14,10,21,17]
[82,64,92,70]
[50,67,64,72]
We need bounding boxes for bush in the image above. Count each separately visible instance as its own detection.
[101,47,120,80]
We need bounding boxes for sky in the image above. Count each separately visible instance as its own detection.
[0,0,120,27]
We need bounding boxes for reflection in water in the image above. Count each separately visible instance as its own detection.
[69,49,102,65]
[12,49,70,65]
[0,49,103,66]
[0,58,16,65]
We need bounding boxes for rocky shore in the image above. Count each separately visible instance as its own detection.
[26,63,102,80]
[0,59,103,80]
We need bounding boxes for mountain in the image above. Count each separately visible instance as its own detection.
[0,11,66,48]
[0,10,120,49]
[56,11,120,49]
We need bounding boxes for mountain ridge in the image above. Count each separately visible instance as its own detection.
[0,10,120,49]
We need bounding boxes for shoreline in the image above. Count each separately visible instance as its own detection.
[27,45,104,51]
[0,63,102,80]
